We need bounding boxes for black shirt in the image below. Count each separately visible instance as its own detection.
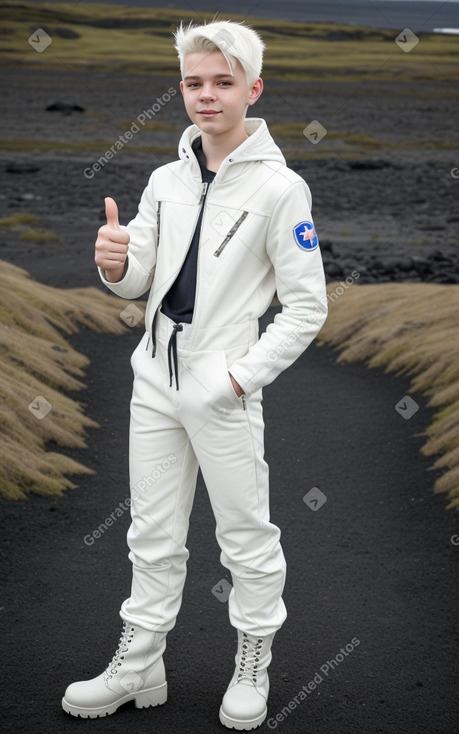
[161,137,216,324]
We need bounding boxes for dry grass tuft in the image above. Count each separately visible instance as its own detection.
[318,282,459,510]
[19,229,58,243]
[0,259,139,500]
[0,213,58,244]
[0,214,41,229]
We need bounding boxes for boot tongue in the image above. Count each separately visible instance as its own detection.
[238,634,263,685]
[104,622,134,679]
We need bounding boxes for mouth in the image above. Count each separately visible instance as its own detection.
[198,110,221,118]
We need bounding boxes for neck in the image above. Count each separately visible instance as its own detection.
[201,123,249,172]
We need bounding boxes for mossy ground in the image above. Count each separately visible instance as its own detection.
[1,2,458,82]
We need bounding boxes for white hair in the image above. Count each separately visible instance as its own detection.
[174,20,265,87]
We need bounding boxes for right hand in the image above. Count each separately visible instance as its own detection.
[95,197,130,282]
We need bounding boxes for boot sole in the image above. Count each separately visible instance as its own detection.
[219,705,267,731]
[62,681,167,718]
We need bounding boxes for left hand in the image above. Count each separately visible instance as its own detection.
[229,373,244,397]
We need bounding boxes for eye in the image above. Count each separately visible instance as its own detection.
[218,81,232,87]
[187,82,200,88]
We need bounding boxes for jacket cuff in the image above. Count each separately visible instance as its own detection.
[98,257,129,287]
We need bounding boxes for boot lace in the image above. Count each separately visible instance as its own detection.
[237,632,263,684]
[105,621,135,680]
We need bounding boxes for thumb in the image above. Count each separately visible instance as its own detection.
[105,197,120,229]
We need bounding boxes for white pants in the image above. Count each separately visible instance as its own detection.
[120,312,287,637]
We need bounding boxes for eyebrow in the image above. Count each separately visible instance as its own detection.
[183,73,234,81]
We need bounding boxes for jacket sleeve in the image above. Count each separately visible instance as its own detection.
[228,180,328,397]
[98,171,158,299]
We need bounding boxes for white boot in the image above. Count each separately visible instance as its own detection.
[219,630,275,730]
[62,621,167,718]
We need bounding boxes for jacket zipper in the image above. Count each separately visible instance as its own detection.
[188,181,210,335]
[199,181,209,207]
[213,211,249,257]
[150,200,163,346]
[151,182,209,351]
[156,200,162,247]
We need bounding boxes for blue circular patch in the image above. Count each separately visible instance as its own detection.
[293,221,319,251]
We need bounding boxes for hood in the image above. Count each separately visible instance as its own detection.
[177,118,286,181]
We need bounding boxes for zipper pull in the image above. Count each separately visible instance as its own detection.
[242,395,247,411]
[200,181,208,203]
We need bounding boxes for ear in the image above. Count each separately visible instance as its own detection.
[247,77,263,106]
[180,80,185,97]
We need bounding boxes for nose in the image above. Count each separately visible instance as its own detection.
[199,83,217,102]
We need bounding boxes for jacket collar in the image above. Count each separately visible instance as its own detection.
[177,118,286,183]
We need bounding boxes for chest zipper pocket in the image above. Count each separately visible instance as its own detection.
[213,211,249,257]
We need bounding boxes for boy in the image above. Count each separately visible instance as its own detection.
[62,19,327,730]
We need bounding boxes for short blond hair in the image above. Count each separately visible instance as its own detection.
[174,19,265,87]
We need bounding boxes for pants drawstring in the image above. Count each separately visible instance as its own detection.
[167,323,183,390]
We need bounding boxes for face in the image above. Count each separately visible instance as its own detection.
[180,50,263,139]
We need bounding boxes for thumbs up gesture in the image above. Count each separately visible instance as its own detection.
[95,197,130,282]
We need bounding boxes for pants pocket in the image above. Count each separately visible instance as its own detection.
[181,350,244,418]
[217,350,245,415]
[130,331,149,372]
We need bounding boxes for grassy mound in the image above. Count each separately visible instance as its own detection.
[0,260,136,500]
[319,282,459,510]
[1,260,458,509]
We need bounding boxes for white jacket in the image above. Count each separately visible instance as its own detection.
[100,118,327,397]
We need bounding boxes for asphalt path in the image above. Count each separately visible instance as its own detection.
[1,309,458,734]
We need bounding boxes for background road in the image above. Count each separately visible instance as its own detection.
[1,310,458,733]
